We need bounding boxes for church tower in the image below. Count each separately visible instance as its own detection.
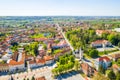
[79,48,83,60]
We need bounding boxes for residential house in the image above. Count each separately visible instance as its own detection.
[81,63,95,77]
[35,76,46,80]
[96,30,111,36]
[52,40,68,49]
[112,64,120,74]
[25,55,34,61]
[9,52,25,72]
[43,56,54,65]
[95,56,111,70]
[36,59,45,67]
[0,64,9,72]
[34,38,47,42]
[54,47,71,59]
[56,33,64,40]
[29,60,37,68]
[8,60,24,72]
[91,40,112,48]
[110,53,120,61]
[114,28,120,32]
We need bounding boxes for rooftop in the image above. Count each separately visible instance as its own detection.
[43,55,53,61]
[97,56,111,62]
[9,60,24,65]
[92,40,109,44]
[35,76,46,80]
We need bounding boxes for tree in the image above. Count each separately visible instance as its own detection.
[107,70,116,80]
[98,65,105,74]
[107,34,118,45]
[118,42,120,48]
[74,60,80,71]
[52,54,76,77]
[52,68,59,76]
[43,44,47,50]
[69,55,75,62]
[59,57,65,65]
[31,76,35,80]
[116,72,120,80]
[89,49,98,58]
[93,73,110,80]
[104,50,108,55]
[102,33,109,40]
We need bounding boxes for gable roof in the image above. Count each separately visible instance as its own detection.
[36,59,45,64]
[98,56,111,62]
[35,76,46,80]
[111,53,120,59]
[96,30,111,34]
[9,60,24,65]
[43,55,53,61]
[92,40,109,44]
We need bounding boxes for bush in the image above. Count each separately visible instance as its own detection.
[89,49,98,58]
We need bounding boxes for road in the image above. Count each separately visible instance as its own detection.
[56,23,74,51]
[56,23,85,80]
[112,45,120,50]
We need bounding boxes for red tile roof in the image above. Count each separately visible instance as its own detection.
[29,60,36,64]
[57,40,67,46]
[98,56,111,62]
[92,40,109,44]
[34,38,47,41]
[111,53,120,59]
[9,60,24,65]
[35,76,46,80]
[25,55,34,59]
[112,64,120,69]
[96,30,111,34]
[81,63,89,71]
[0,63,9,66]
[36,59,45,64]
[43,56,53,61]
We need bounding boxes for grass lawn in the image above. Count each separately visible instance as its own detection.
[53,49,62,55]
[30,33,52,38]
[112,58,120,67]
[84,53,92,59]
[99,49,119,56]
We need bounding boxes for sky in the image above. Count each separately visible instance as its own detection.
[0,0,119,16]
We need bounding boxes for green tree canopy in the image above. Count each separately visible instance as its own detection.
[89,49,98,58]
[107,70,116,80]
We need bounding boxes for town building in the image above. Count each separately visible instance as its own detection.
[73,48,83,60]
[36,59,45,67]
[114,28,120,32]
[91,40,112,48]
[81,63,95,77]
[35,76,46,80]
[112,64,120,74]
[8,60,24,72]
[96,30,111,36]
[0,63,9,72]
[110,53,120,61]
[95,56,111,70]
[43,55,54,65]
